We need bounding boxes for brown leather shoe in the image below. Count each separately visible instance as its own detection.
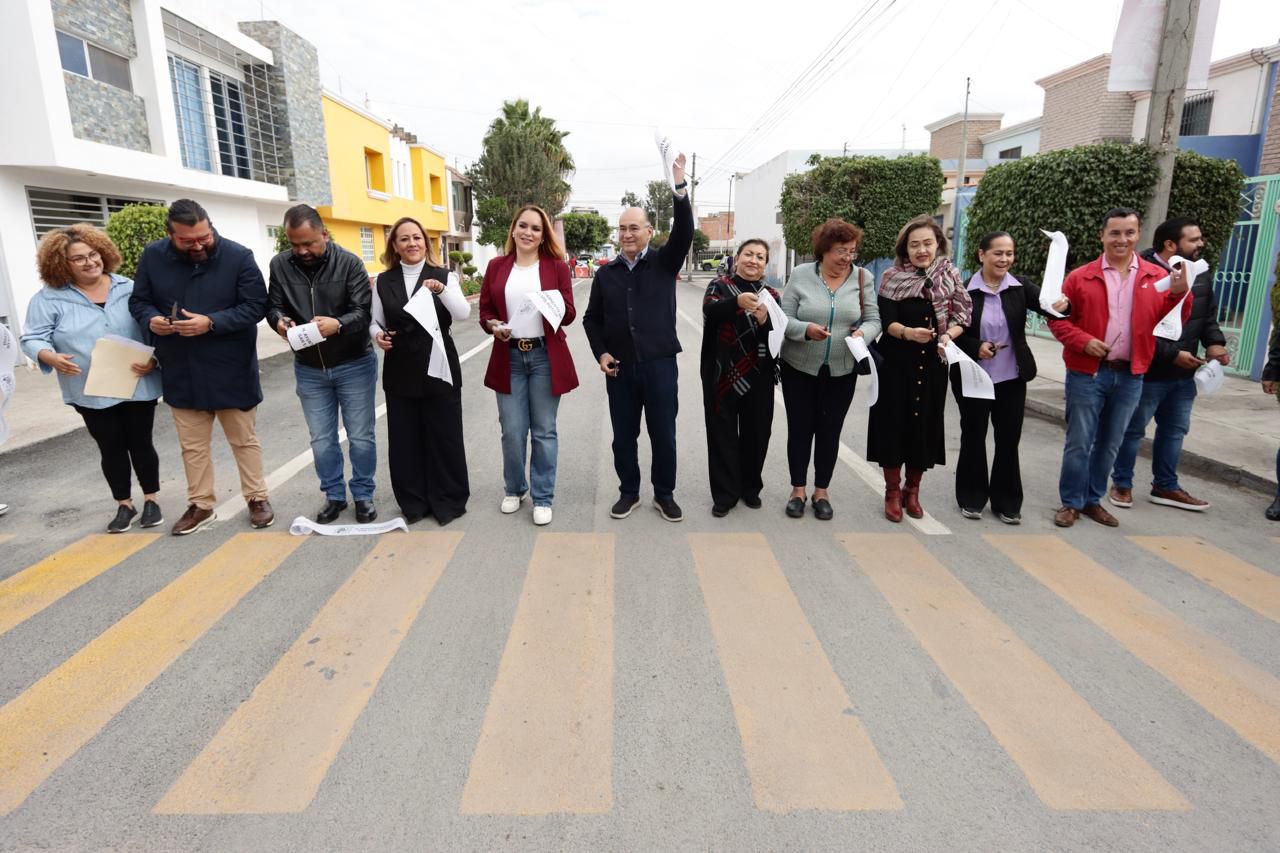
[1053,506,1079,528]
[248,498,275,529]
[1081,503,1119,527]
[172,504,216,536]
[883,467,903,523]
[903,468,924,519]
[1107,485,1133,508]
[1148,487,1209,511]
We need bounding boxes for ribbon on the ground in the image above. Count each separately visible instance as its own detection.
[288,516,410,536]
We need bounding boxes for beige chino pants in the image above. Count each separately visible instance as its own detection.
[170,407,268,510]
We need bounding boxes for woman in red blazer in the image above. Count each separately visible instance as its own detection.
[479,205,579,525]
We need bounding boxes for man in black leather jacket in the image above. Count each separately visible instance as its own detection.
[1108,217,1229,514]
[1263,316,1280,520]
[267,205,377,524]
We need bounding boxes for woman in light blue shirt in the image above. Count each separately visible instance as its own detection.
[22,224,164,533]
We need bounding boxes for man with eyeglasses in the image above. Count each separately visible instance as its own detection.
[583,153,693,521]
[130,198,274,535]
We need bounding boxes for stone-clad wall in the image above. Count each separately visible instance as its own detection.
[51,0,136,57]
[238,21,331,205]
[64,71,150,152]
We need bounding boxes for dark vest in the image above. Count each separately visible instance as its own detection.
[375,266,461,398]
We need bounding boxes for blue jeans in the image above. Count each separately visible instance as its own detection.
[1059,368,1144,509]
[605,356,678,500]
[295,350,378,502]
[495,347,561,506]
[1111,376,1196,492]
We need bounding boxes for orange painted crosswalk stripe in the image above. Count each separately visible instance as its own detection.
[154,532,462,814]
[689,533,901,812]
[0,533,300,815]
[1131,537,1280,624]
[991,535,1280,766]
[841,534,1187,810]
[459,533,614,815]
[0,534,157,637]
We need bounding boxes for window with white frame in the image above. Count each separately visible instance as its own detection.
[26,187,163,238]
[360,227,376,262]
[168,55,212,172]
[56,30,133,92]
[390,137,412,199]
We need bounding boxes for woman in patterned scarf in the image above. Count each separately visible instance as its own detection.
[868,215,973,522]
[700,239,780,516]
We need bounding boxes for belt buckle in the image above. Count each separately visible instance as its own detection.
[517,338,533,352]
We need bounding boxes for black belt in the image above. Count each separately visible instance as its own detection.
[1100,359,1131,371]
[509,337,545,352]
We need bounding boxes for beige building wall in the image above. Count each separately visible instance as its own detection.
[1038,55,1136,152]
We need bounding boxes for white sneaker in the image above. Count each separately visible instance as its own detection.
[0,503,8,517]
[533,505,552,526]
[500,494,525,514]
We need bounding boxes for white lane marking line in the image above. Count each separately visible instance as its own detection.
[215,334,495,522]
[676,305,951,535]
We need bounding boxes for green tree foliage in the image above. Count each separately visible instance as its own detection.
[468,99,574,247]
[964,143,1243,278]
[273,227,290,255]
[104,204,169,278]
[620,190,642,209]
[560,212,611,255]
[644,180,674,232]
[692,229,710,254]
[779,154,944,263]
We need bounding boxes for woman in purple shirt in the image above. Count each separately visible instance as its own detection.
[952,232,1067,523]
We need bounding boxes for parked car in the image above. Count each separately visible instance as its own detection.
[700,255,727,272]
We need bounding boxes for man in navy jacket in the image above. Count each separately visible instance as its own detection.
[130,199,273,535]
[584,153,692,521]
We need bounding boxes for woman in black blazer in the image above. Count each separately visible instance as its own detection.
[952,232,1067,523]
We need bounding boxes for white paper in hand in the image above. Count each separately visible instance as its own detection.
[1153,255,1209,293]
[0,323,15,446]
[83,334,155,399]
[845,335,879,407]
[286,322,323,351]
[404,287,452,384]
[526,290,566,332]
[654,128,677,190]
[944,341,996,399]
[1039,230,1069,317]
[1193,359,1224,395]
[756,289,788,358]
[1154,293,1189,341]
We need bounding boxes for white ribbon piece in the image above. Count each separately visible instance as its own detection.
[404,287,452,385]
[0,323,15,446]
[845,335,879,407]
[288,516,410,536]
[1194,359,1224,395]
[756,289,788,358]
[944,341,996,400]
[1039,230,1069,318]
[654,128,678,191]
[286,322,324,351]
[1153,256,1209,293]
[526,290,566,333]
[1154,293,1190,341]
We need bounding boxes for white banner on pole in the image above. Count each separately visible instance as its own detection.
[1107,0,1219,92]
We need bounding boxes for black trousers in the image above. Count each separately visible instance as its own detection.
[952,376,1026,516]
[780,363,857,489]
[385,391,469,524]
[703,379,774,508]
[74,400,160,501]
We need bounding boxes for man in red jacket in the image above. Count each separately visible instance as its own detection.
[1048,208,1190,528]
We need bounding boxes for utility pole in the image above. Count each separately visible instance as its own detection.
[1142,0,1201,249]
[952,76,971,237]
[843,141,849,156]
[687,153,698,278]
[901,123,906,150]
[727,174,735,249]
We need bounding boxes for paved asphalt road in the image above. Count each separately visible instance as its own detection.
[0,275,1277,852]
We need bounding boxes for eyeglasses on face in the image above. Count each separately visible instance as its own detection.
[829,248,858,259]
[66,250,101,265]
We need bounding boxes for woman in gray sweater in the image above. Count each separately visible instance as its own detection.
[779,219,881,520]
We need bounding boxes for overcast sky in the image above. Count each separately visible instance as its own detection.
[223,0,1280,223]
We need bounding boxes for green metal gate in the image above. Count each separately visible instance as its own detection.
[1213,174,1280,377]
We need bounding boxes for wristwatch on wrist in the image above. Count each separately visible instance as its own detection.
[674,180,688,190]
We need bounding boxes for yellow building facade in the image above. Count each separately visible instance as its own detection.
[317,92,450,274]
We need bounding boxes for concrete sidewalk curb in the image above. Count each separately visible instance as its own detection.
[1024,392,1278,496]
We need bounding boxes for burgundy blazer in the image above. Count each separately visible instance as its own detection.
[479,254,580,396]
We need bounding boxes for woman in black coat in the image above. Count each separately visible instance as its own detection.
[952,231,1067,523]
[371,217,471,524]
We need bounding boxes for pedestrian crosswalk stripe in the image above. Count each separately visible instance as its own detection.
[1130,537,1280,625]
[0,534,13,547]
[0,534,158,638]
[153,532,462,815]
[989,535,1280,766]
[459,533,614,815]
[841,533,1188,810]
[689,532,902,812]
[0,533,301,815]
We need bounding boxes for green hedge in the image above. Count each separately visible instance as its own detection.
[780,154,944,263]
[104,204,169,278]
[963,143,1244,279]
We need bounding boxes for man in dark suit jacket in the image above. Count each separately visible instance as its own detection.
[130,199,272,535]
[1109,217,1229,514]
[583,153,693,522]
